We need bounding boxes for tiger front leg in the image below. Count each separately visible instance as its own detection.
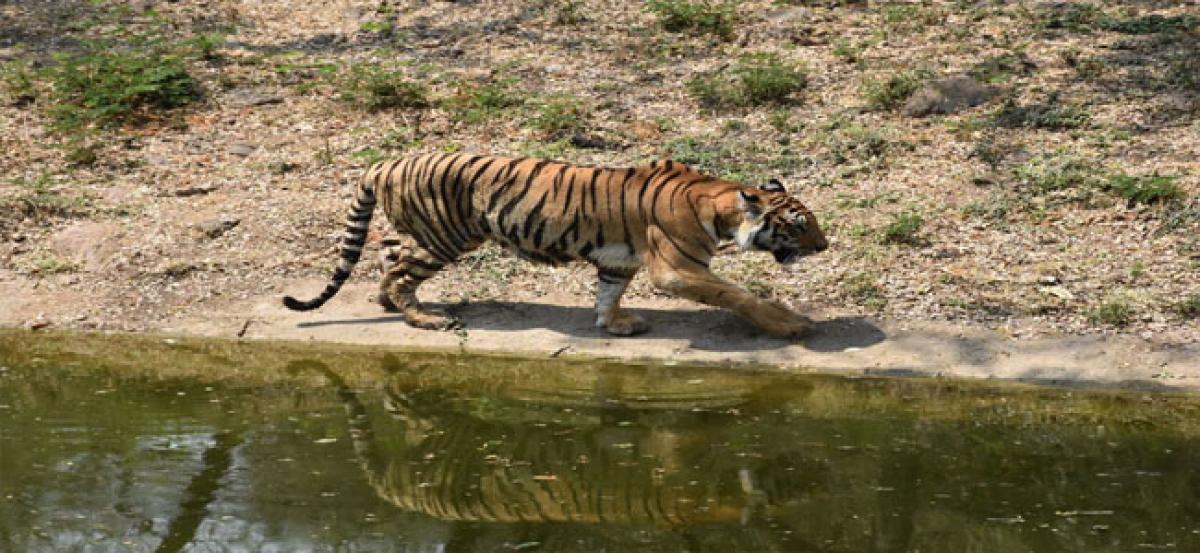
[594,267,648,336]
[645,251,813,339]
[650,267,813,338]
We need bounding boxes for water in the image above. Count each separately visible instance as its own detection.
[1,332,1198,552]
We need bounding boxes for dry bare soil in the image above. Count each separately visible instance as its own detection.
[1,1,1198,383]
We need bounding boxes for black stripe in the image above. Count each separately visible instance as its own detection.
[662,231,709,269]
[586,169,600,216]
[617,168,635,245]
[521,191,550,239]
[578,242,594,258]
[559,169,577,216]
[496,160,551,230]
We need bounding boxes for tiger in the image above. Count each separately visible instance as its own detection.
[283,152,829,338]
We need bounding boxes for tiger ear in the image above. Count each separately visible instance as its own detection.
[762,178,786,193]
[737,190,763,217]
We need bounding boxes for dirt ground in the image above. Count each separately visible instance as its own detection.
[1,1,1197,388]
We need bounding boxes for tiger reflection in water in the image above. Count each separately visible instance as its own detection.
[298,360,827,551]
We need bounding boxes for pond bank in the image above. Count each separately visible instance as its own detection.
[7,279,1193,392]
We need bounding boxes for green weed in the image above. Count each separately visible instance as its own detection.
[688,53,806,108]
[860,69,931,111]
[646,0,736,39]
[880,211,924,245]
[2,174,90,220]
[1100,14,1198,35]
[1087,300,1132,326]
[846,272,887,309]
[993,97,1090,130]
[443,79,524,124]
[1011,153,1101,194]
[528,95,589,138]
[1174,295,1200,319]
[339,64,428,111]
[1103,174,1183,206]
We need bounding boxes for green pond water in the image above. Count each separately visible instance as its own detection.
[1,332,1199,552]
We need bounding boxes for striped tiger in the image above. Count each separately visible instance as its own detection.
[283,153,828,338]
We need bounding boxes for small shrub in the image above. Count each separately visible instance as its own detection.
[443,79,523,124]
[1040,3,1103,32]
[1103,174,1183,206]
[969,52,1034,84]
[180,32,226,60]
[1099,14,1198,35]
[2,174,90,221]
[993,97,1090,130]
[880,211,924,245]
[861,69,930,111]
[1174,295,1200,319]
[529,95,589,138]
[339,64,428,111]
[16,251,80,276]
[646,0,736,39]
[831,38,866,64]
[40,38,200,132]
[880,3,944,33]
[1012,153,1101,194]
[846,272,887,309]
[689,53,806,108]
[1,59,37,105]
[1087,300,1132,326]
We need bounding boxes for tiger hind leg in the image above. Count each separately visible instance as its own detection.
[594,266,648,336]
[378,236,458,330]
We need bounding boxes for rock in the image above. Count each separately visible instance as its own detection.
[902,76,998,117]
[228,143,257,157]
[225,89,284,108]
[1037,275,1061,286]
[49,222,123,272]
[25,316,51,331]
[194,216,241,239]
[569,133,622,150]
[172,184,219,197]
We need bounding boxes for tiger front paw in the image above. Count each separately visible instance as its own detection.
[600,312,649,336]
[763,312,815,340]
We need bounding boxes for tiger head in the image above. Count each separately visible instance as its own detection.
[734,179,828,265]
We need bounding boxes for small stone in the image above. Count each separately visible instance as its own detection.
[194,216,241,239]
[903,75,998,117]
[172,184,219,197]
[26,317,51,330]
[1037,275,1061,286]
[225,89,284,108]
[229,143,257,157]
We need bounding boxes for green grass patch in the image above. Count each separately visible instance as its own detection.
[1103,174,1183,206]
[1011,153,1101,194]
[969,52,1032,84]
[1100,14,1198,35]
[1087,300,1132,326]
[993,97,1090,130]
[442,79,524,124]
[528,95,590,138]
[1174,295,1200,319]
[845,271,887,309]
[338,64,429,111]
[688,53,806,108]
[21,35,201,133]
[646,0,736,39]
[860,69,931,111]
[880,210,924,245]
[1,174,90,221]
